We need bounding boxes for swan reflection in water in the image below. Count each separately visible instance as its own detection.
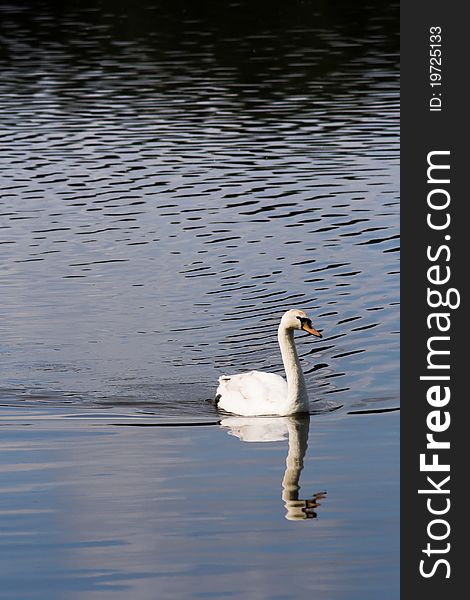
[220,414,326,520]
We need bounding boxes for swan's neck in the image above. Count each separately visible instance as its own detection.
[278,325,309,414]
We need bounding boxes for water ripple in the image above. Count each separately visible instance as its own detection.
[0,0,399,418]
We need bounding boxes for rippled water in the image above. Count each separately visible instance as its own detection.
[1,1,399,598]
[1,0,399,417]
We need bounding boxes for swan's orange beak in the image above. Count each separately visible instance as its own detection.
[302,323,322,338]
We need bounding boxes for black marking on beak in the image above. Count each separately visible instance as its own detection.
[296,316,322,337]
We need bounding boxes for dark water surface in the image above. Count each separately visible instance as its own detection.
[1,1,399,598]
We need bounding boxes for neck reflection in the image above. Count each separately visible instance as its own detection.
[220,414,326,521]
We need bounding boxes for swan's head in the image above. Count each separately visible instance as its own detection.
[281,309,322,337]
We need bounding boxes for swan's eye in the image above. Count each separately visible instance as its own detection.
[296,316,311,328]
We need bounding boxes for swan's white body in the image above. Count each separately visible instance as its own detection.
[215,309,322,416]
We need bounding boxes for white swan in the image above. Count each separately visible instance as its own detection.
[215,309,322,416]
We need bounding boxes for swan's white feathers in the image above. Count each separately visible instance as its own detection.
[215,309,321,416]
[216,370,288,416]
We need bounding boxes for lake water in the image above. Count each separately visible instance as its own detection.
[0,1,399,598]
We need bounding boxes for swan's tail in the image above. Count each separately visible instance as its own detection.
[214,375,232,406]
